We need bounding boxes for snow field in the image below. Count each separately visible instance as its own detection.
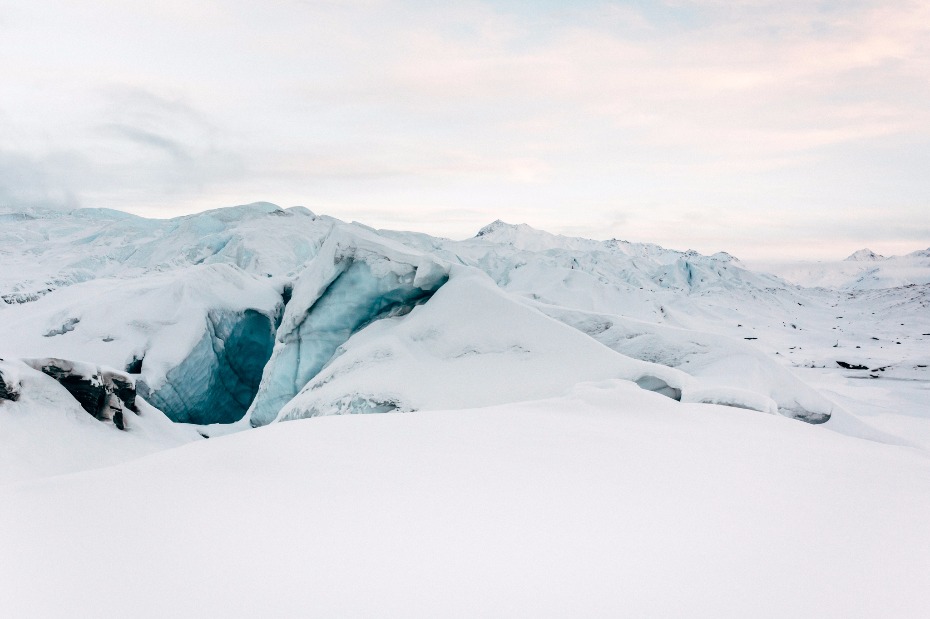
[2,381,929,618]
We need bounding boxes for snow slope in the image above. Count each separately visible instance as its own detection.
[0,203,331,305]
[0,359,200,483]
[2,381,928,618]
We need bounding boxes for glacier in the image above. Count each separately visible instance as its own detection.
[2,203,930,616]
[1,203,928,446]
[248,228,450,426]
[0,262,284,426]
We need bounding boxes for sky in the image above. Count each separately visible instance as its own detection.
[1,0,929,260]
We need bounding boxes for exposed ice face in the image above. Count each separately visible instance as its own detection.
[0,263,286,425]
[248,259,447,426]
[139,310,276,425]
[272,269,699,422]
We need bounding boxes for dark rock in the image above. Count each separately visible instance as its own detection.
[23,358,139,429]
[0,366,20,402]
[837,361,869,370]
[125,355,144,375]
[109,373,138,412]
[43,317,80,337]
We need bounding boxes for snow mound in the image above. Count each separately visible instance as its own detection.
[0,358,199,483]
[535,303,837,423]
[274,268,698,421]
[3,383,929,616]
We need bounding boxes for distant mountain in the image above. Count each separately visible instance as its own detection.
[752,246,930,290]
[844,248,885,261]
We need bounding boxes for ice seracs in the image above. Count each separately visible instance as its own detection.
[0,263,285,425]
[271,268,694,422]
[137,308,277,424]
[247,225,450,427]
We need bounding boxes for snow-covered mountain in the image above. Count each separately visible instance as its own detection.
[751,246,930,290]
[2,202,929,442]
[2,203,929,617]
[845,248,885,261]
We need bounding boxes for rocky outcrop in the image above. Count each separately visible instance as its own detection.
[0,361,21,401]
[23,358,139,430]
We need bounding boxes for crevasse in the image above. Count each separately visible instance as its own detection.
[139,309,277,424]
[248,259,447,427]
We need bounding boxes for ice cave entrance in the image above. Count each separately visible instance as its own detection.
[141,309,276,425]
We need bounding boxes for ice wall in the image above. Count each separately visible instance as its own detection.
[139,309,276,424]
[248,259,447,426]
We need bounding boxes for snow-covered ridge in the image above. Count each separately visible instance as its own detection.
[845,248,885,261]
[2,202,929,482]
[751,247,930,290]
[0,202,333,305]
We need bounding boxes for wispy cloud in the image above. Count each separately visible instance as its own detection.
[0,0,927,257]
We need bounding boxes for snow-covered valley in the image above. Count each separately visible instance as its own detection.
[2,203,929,617]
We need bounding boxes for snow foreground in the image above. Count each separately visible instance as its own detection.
[2,203,930,616]
[2,383,929,618]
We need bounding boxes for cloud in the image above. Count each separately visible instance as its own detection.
[0,150,84,210]
[0,0,927,257]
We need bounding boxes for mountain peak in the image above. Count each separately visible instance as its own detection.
[844,248,885,261]
[475,220,521,237]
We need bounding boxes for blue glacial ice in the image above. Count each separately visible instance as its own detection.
[248,259,447,427]
[139,309,277,424]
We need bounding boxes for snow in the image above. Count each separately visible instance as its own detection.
[1,205,929,616]
[0,359,200,484]
[272,268,694,421]
[750,249,930,290]
[2,381,929,617]
[535,302,838,422]
[845,248,885,261]
[0,264,284,424]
